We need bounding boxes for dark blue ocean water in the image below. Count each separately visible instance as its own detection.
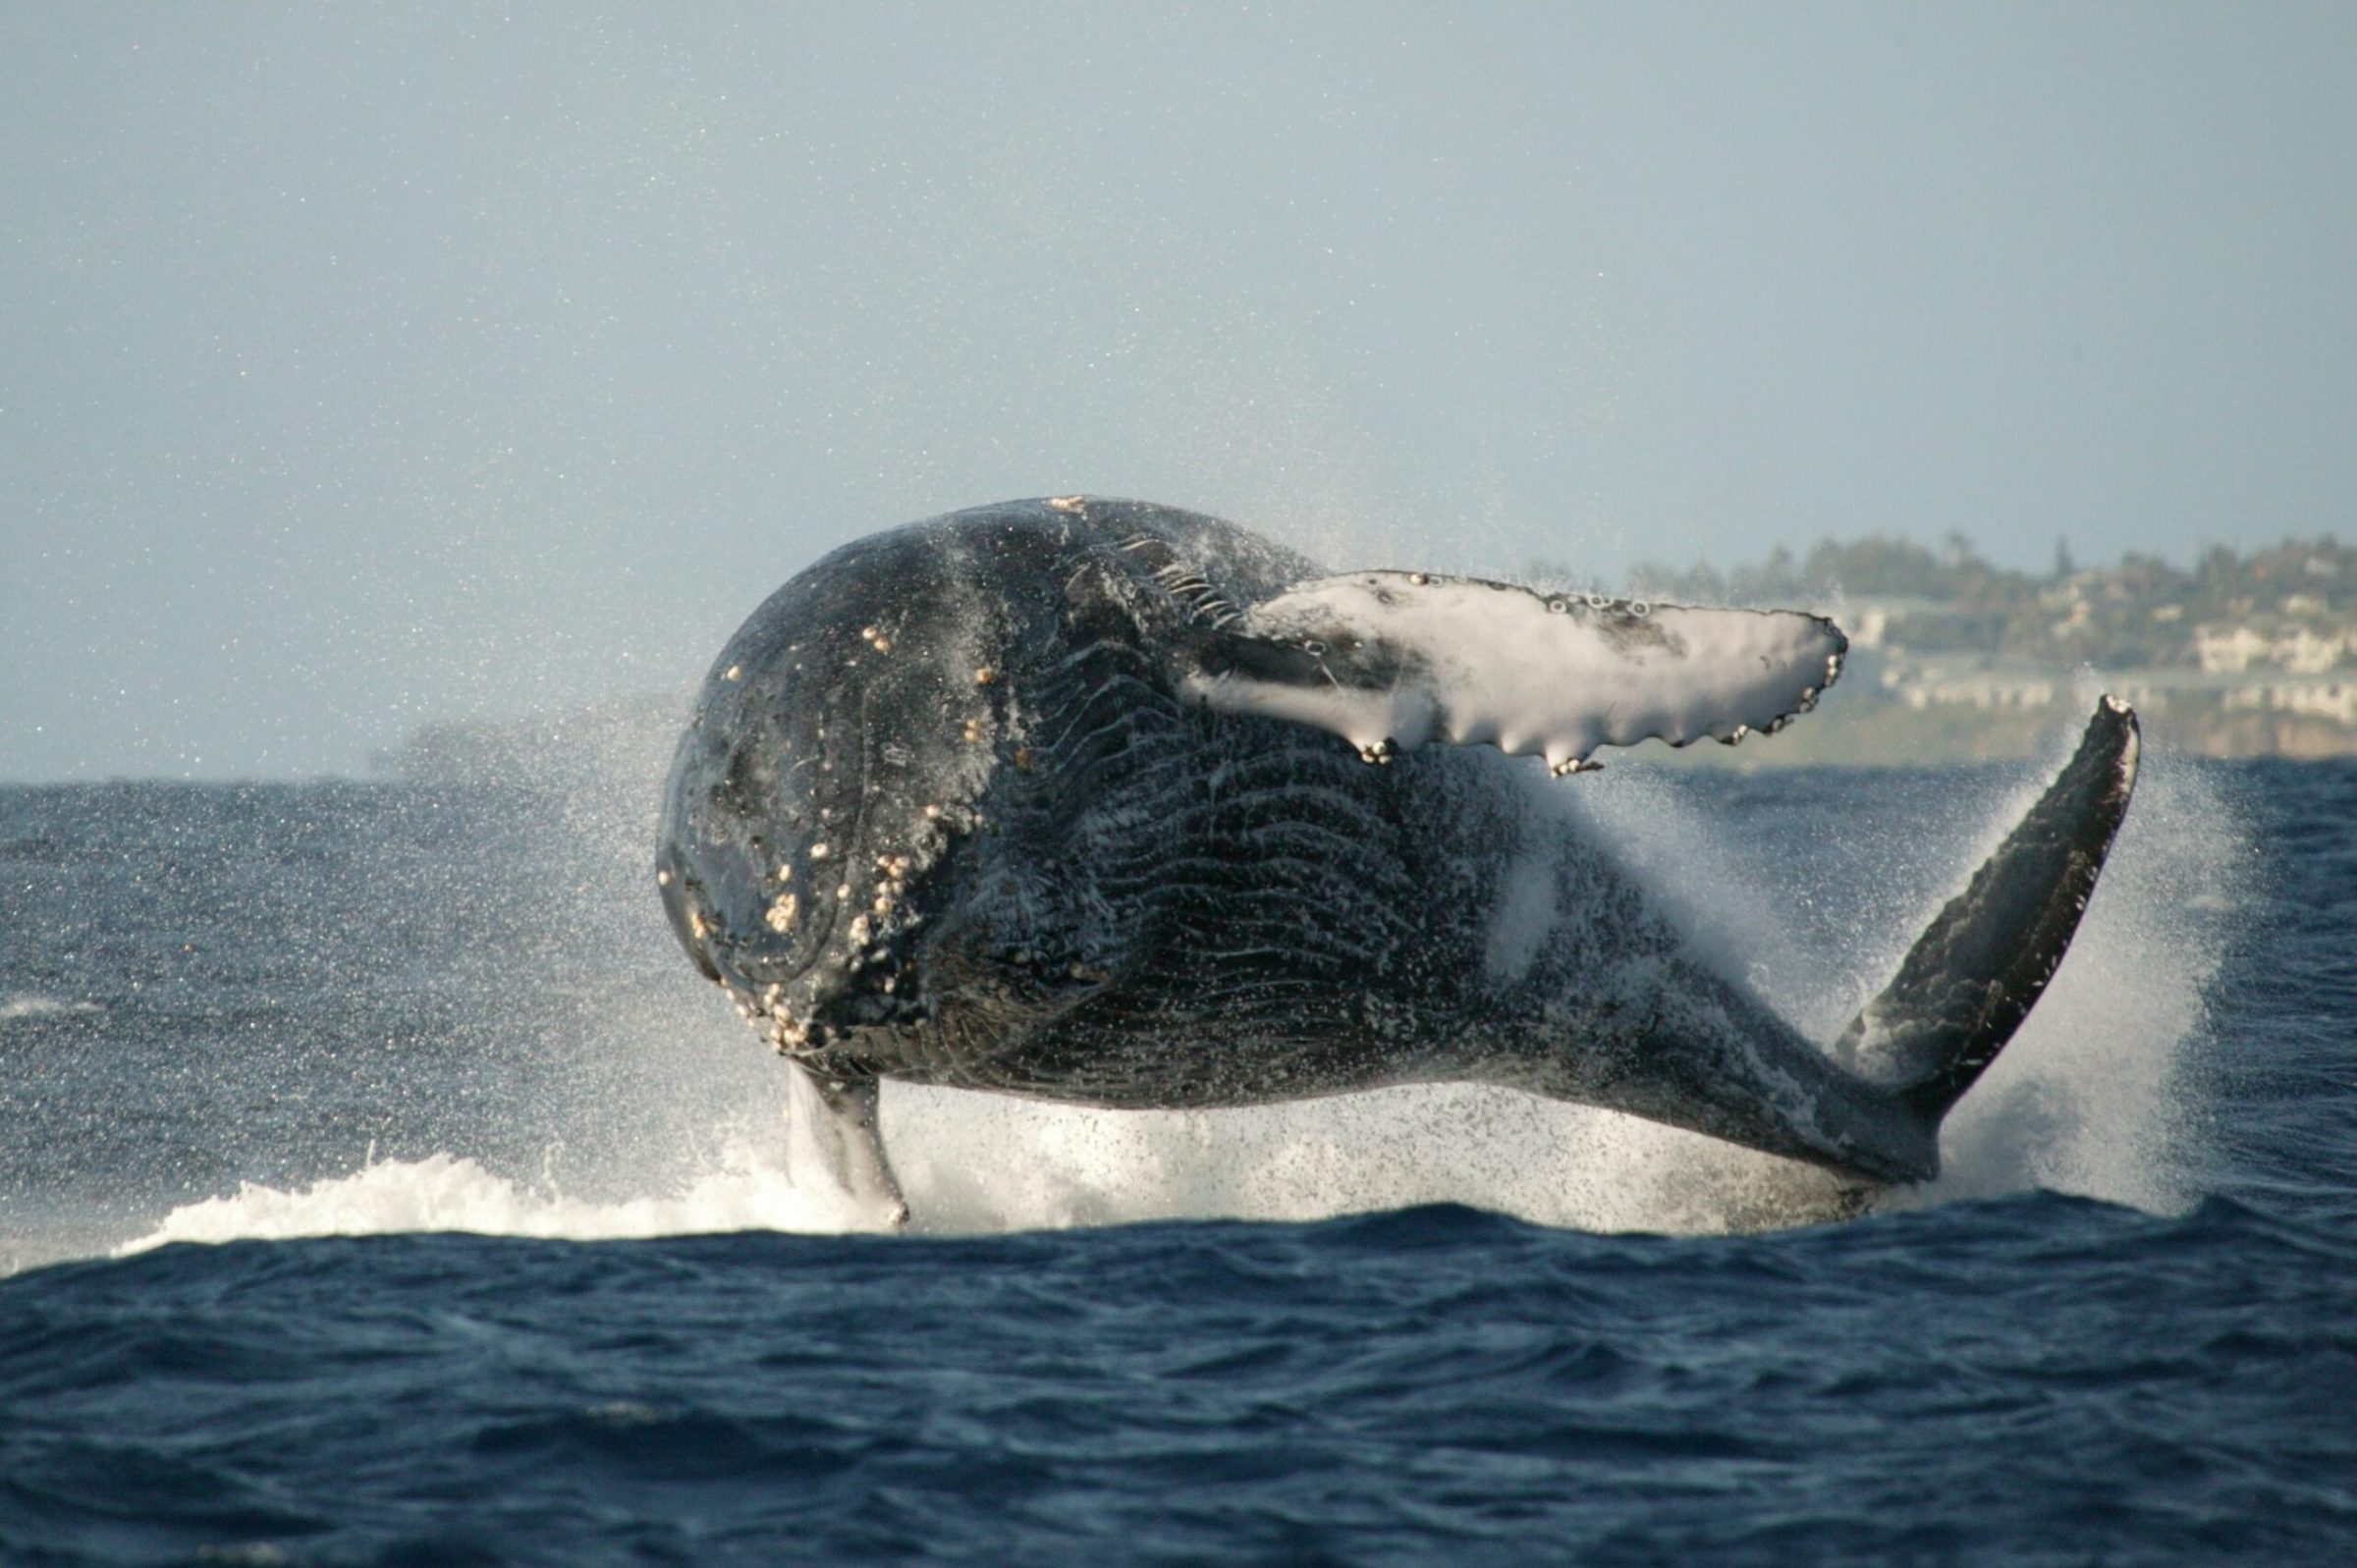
[3,753,2353,1564]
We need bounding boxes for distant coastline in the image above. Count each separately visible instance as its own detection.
[1571,533,2357,766]
[377,535,2357,783]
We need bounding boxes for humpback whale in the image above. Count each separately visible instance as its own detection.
[657,499,2138,1227]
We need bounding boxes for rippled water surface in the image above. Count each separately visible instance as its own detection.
[2,752,2352,1564]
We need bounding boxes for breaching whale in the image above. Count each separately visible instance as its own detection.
[657,498,2138,1227]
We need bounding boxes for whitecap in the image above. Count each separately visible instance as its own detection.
[0,993,104,1022]
[117,1140,876,1255]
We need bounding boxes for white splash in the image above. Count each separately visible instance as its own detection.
[1927,748,2236,1215]
[114,1092,1845,1249]
[118,1140,874,1254]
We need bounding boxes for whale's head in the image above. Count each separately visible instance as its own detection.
[655,513,1074,1060]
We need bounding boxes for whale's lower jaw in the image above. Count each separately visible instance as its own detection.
[660,500,2139,1222]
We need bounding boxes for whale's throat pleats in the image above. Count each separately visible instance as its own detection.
[1176,571,1848,774]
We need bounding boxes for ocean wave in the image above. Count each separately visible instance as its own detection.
[0,993,104,1022]
[117,1142,875,1254]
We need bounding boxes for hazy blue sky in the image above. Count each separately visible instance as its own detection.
[5,4,2352,779]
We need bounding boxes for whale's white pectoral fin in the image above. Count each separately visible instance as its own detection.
[1177,570,1848,771]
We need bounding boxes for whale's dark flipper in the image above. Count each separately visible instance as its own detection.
[785,1064,908,1229]
[1847,696,2141,1135]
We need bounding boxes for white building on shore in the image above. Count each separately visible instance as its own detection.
[2194,622,2348,675]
